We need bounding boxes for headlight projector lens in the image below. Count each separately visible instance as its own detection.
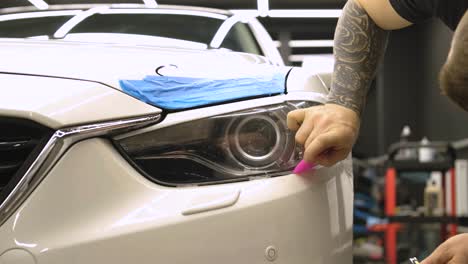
[228,114,285,167]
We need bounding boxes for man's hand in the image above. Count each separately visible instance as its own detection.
[287,103,360,167]
[421,234,468,264]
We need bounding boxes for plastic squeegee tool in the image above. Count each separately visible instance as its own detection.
[293,160,316,174]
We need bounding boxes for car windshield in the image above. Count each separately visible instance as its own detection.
[0,8,262,54]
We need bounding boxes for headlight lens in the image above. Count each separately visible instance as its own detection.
[228,113,290,167]
[116,101,318,186]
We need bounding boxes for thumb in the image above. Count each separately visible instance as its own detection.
[287,109,305,131]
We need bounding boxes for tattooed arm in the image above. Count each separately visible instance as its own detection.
[287,0,410,166]
[328,0,389,114]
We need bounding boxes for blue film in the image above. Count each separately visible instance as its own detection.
[119,72,286,110]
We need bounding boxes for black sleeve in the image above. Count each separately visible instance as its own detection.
[389,0,438,24]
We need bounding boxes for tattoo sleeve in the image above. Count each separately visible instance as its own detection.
[327,0,389,114]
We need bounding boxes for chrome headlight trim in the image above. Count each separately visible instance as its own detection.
[115,92,326,140]
[0,114,161,226]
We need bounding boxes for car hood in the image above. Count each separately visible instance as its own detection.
[0,39,331,128]
[0,73,161,129]
[0,39,282,89]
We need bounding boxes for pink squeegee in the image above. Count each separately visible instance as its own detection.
[293,160,316,174]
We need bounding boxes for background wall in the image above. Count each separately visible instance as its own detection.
[354,20,468,157]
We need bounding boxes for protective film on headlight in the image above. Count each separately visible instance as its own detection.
[119,69,289,110]
[116,101,319,186]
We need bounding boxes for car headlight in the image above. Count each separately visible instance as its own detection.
[116,101,318,186]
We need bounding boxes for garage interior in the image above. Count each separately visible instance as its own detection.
[1,0,467,263]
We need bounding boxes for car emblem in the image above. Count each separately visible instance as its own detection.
[155,64,178,76]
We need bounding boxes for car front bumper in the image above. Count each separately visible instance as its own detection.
[0,138,353,264]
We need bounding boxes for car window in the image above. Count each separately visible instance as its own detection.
[0,15,73,38]
[0,11,262,55]
[70,14,222,46]
[222,22,262,55]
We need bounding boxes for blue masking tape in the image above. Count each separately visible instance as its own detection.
[119,72,286,110]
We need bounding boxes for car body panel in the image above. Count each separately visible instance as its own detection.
[0,39,278,90]
[0,73,161,128]
[0,138,353,263]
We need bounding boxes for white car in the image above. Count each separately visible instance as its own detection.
[0,4,353,264]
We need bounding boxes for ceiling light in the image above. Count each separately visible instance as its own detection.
[232,9,342,18]
[290,40,334,47]
[28,0,49,10]
[289,54,334,62]
[268,9,341,18]
[275,40,334,48]
[142,0,158,8]
[257,0,269,17]
[289,55,307,62]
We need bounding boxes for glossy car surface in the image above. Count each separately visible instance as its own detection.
[0,4,352,264]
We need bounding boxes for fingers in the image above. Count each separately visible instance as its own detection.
[421,240,452,264]
[303,130,351,166]
[304,126,320,148]
[421,252,445,264]
[295,118,314,145]
[304,110,331,148]
[288,109,314,145]
[287,109,305,131]
[303,133,334,164]
[316,148,349,167]
[287,104,359,167]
